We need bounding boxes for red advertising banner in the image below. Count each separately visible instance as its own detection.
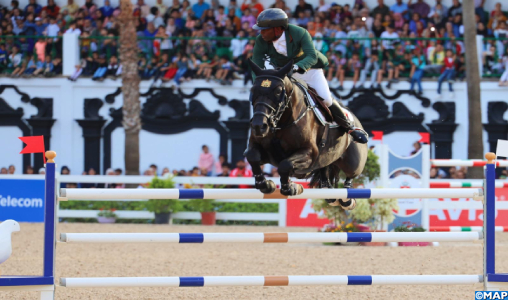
[429,187,508,227]
[286,182,331,227]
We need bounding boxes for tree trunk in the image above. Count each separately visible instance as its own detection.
[463,0,484,179]
[118,0,141,176]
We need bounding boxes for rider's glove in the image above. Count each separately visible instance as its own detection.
[292,65,305,74]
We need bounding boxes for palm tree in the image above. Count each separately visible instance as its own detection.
[118,0,141,176]
[463,0,483,178]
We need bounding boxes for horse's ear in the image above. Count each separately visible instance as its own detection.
[276,60,293,78]
[248,59,263,76]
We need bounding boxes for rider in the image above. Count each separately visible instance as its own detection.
[251,8,369,144]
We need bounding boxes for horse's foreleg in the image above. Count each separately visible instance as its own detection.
[279,148,313,196]
[244,146,276,194]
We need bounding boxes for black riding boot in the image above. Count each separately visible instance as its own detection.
[329,100,369,144]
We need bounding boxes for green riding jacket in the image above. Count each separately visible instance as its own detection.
[252,24,329,79]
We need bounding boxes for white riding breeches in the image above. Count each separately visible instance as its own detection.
[293,68,333,107]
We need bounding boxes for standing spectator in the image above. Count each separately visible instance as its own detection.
[371,0,390,19]
[409,48,426,95]
[390,0,408,17]
[230,31,247,60]
[198,145,214,176]
[240,8,256,28]
[448,0,462,18]
[34,17,47,36]
[216,163,230,177]
[45,17,60,37]
[25,0,42,15]
[26,166,34,174]
[8,165,15,174]
[62,0,79,15]
[135,0,150,18]
[437,49,456,97]
[214,154,227,175]
[357,51,382,89]
[100,0,114,17]
[0,168,7,174]
[294,0,314,18]
[241,0,264,18]
[42,0,60,18]
[409,0,430,20]
[192,0,210,19]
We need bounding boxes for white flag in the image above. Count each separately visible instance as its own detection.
[496,139,508,158]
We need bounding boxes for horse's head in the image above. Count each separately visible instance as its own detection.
[248,59,293,138]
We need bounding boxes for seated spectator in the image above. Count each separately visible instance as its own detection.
[22,55,37,77]
[371,0,390,19]
[182,53,200,81]
[358,51,382,89]
[424,43,445,75]
[0,168,7,174]
[437,49,456,97]
[216,163,230,177]
[499,48,508,86]
[0,44,7,73]
[409,48,426,95]
[390,0,408,16]
[49,56,62,76]
[161,61,178,83]
[348,52,362,89]
[215,55,234,85]
[483,45,503,74]
[173,54,188,85]
[455,54,466,81]
[385,43,407,89]
[105,55,120,79]
[12,56,28,77]
[68,51,89,81]
[409,0,430,20]
[8,46,23,77]
[84,51,100,76]
[91,54,107,81]
[229,159,252,179]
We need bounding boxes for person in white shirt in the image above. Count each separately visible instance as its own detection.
[230,31,248,59]
[65,21,81,35]
[45,17,60,37]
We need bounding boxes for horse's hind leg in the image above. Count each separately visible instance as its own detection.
[319,167,340,206]
[244,145,276,194]
[337,177,356,210]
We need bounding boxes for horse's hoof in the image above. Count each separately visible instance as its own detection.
[326,199,341,207]
[338,198,356,210]
[280,183,304,196]
[257,180,276,194]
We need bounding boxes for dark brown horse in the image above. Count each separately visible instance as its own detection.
[244,60,368,208]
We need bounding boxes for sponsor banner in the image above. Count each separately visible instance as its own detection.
[0,179,45,222]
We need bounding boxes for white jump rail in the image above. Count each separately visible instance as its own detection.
[59,188,483,200]
[59,232,482,243]
[59,275,483,288]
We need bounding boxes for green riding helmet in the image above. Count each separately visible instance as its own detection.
[252,8,288,30]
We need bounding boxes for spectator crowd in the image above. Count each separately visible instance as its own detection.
[1,0,508,92]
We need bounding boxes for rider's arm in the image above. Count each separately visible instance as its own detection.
[251,35,266,80]
[296,30,318,72]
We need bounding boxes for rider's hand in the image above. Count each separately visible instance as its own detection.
[292,65,305,74]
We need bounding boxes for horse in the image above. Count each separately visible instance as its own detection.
[244,60,368,209]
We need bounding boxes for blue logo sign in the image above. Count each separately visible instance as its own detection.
[0,179,45,222]
[476,291,508,299]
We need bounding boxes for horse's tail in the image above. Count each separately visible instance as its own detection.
[309,164,342,188]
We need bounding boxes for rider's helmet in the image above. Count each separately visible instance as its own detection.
[252,8,288,30]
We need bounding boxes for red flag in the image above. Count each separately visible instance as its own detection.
[19,136,46,164]
[419,132,430,144]
[371,131,384,141]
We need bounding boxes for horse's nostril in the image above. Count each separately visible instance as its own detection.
[262,124,268,130]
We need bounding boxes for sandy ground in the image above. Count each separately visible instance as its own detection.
[2,223,505,300]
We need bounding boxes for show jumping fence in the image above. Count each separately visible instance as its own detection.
[1,151,508,299]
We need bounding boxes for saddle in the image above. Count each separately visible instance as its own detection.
[292,79,353,127]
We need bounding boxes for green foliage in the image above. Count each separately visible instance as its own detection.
[187,199,216,212]
[348,198,399,230]
[313,149,395,229]
[97,208,117,218]
[394,222,426,232]
[140,176,182,214]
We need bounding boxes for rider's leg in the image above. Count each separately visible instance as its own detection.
[294,69,369,144]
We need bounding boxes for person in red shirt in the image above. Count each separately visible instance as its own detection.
[437,49,456,97]
[229,159,253,188]
[42,0,60,18]
[241,0,264,18]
